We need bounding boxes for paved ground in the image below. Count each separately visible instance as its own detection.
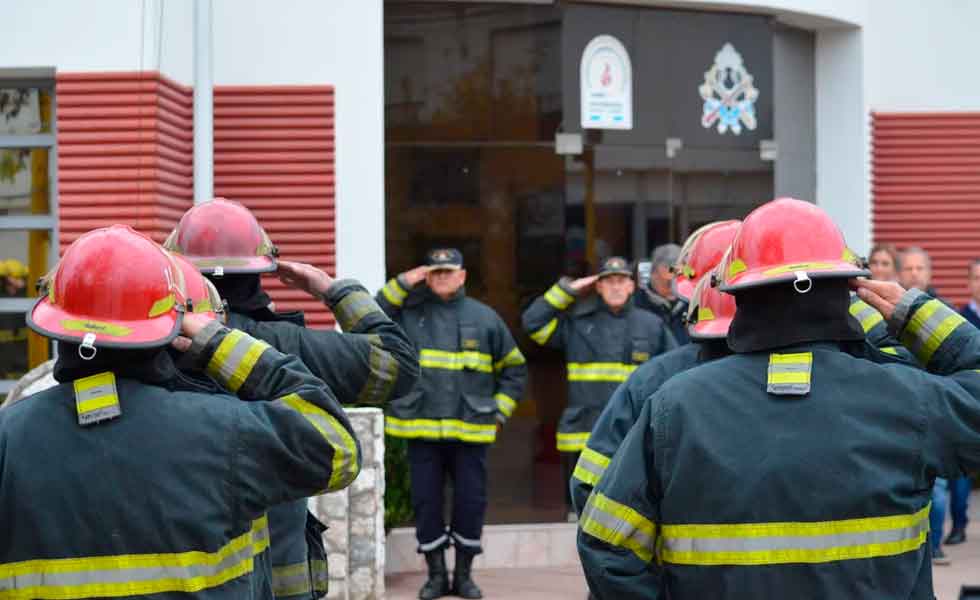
[387,492,980,599]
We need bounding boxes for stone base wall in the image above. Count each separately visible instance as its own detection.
[310,407,386,600]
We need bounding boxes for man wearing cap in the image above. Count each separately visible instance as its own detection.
[522,256,676,519]
[578,198,980,600]
[165,198,419,600]
[568,221,740,518]
[377,248,527,600]
[635,243,690,344]
[1,225,361,599]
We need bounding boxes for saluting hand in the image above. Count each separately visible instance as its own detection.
[171,312,215,353]
[568,275,599,294]
[402,265,432,287]
[852,278,907,322]
[278,260,335,300]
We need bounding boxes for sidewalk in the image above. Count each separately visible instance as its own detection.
[386,492,980,599]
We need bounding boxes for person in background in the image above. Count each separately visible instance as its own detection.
[897,245,955,564]
[868,243,900,282]
[946,258,980,546]
[635,243,689,344]
[523,256,675,521]
[377,248,527,600]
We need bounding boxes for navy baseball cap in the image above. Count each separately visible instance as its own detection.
[597,256,633,279]
[426,248,464,271]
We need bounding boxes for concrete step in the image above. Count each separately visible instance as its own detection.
[386,522,579,574]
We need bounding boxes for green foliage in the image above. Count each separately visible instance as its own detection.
[384,434,414,532]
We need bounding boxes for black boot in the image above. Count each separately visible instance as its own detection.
[451,550,483,599]
[945,527,967,545]
[418,550,450,600]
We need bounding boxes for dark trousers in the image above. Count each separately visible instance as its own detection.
[562,451,581,513]
[408,439,488,555]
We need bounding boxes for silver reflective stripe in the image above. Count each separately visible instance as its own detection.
[849,300,884,333]
[214,334,255,382]
[575,454,606,480]
[452,532,482,549]
[767,353,812,396]
[335,291,378,331]
[902,299,966,364]
[663,519,929,554]
[275,398,357,483]
[358,343,398,405]
[0,540,255,590]
[579,498,655,550]
[271,563,312,597]
[419,534,450,552]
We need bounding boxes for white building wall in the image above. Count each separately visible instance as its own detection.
[213,0,385,291]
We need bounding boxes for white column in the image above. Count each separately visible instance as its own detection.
[193,0,214,204]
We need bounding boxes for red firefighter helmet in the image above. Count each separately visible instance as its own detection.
[717,198,868,292]
[163,198,277,275]
[170,253,225,321]
[27,225,184,349]
[673,220,741,301]
[687,273,736,339]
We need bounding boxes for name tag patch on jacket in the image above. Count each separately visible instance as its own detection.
[463,338,480,350]
[73,371,122,426]
[767,352,812,396]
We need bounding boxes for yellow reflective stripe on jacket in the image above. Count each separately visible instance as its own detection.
[385,416,497,444]
[544,283,575,310]
[279,393,359,491]
[494,347,526,372]
[206,330,272,393]
[530,318,558,345]
[419,349,493,373]
[495,393,517,417]
[767,352,812,395]
[357,336,399,405]
[849,299,884,334]
[572,447,611,487]
[567,362,637,383]
[251,515,270,556]
[311,558,328,594]
[0,522,266,598]
[271,561,312,597]
[334,290,378,332]
[557,431,590,452]
[580,491,657,563]
[901,299,967,365]
[381,278,408,307]
[660,504,930,566]
[880,346,900,356]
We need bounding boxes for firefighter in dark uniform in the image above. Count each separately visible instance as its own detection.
[2,225,360,599]
[522,256,676,518]
[376,248,526,600]
[635,243,689,344]
[578,198,980,600]
[569,220,740,515]
[165,198,419,600]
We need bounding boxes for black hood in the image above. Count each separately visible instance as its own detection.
[208,274,273,316]
[54,342,179,387]
[727,279,865,353]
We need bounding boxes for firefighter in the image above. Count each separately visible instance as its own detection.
[376,248,527,600]
[635,243,689,343]
[164,198,419,600]
[569,220,740,515]
[2,225,360,599]
[522,256,676,518]
[578,198,980,599]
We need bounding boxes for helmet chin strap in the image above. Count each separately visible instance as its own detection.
[78,333,97,361]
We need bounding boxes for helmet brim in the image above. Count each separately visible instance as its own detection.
[185,255,277,275]
[689,317,732,340]
[27,296,183,349]
[720,262,870,293]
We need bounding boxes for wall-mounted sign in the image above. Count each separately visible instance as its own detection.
[699,43,759,136]
[580,35,633,130]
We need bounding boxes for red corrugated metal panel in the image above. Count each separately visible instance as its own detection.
[214,86,336,329]
[871,112,980,307]
[57,72,193,250]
